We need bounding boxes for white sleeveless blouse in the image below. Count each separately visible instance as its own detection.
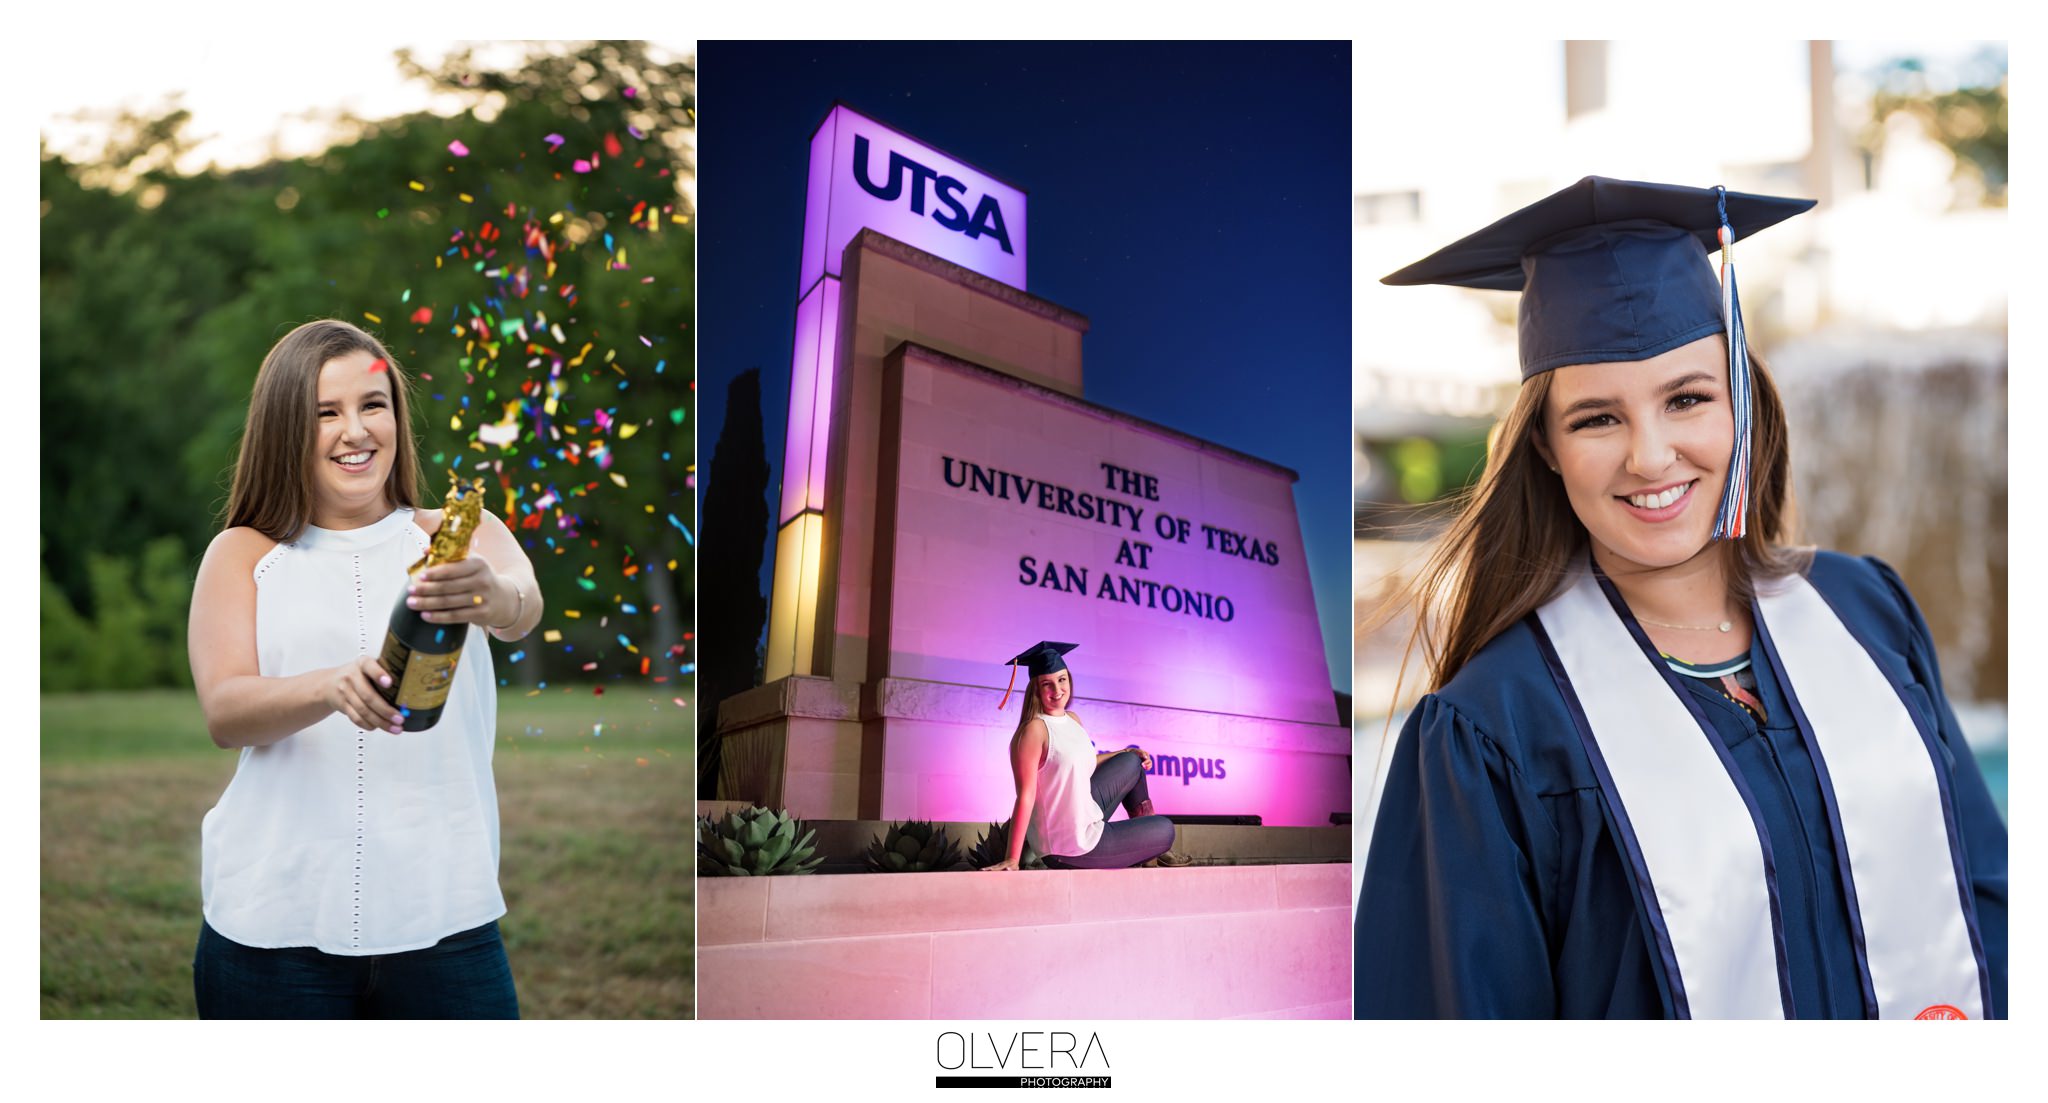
[1024,712,1105,859]
[200,507,504,955]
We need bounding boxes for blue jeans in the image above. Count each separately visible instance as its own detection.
[193,920,520,1019]
[1044,750,1177,870]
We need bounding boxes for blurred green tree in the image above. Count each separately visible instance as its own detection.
[41,42,695,691]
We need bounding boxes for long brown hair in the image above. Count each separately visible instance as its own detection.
[1380,347,1807,695]
[223,319,421,540]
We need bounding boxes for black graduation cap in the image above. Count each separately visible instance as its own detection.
[1382,177,1814,377]
[1382,176,1815,541]
[998,641,1077,710]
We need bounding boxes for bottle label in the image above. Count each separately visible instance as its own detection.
[376,631,462,714]
[395,648,461,712]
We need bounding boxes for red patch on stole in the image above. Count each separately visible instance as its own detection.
[1915,1004,1968,1020]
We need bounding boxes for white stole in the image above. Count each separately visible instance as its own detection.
[1534,566,1986,1019]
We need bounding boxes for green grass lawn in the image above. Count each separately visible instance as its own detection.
[41,685,693,1019]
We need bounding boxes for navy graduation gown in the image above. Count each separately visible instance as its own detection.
[1353,552,2007,1019]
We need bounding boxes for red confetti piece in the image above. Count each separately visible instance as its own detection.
[410,306,434,325]
[368,359,388,373]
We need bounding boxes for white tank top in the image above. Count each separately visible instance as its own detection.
[200,507,504,955]
[1024,712,1105,858]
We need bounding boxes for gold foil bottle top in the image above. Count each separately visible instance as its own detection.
[411,476,486,573]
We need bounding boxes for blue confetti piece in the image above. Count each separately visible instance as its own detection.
[616,634,632,648]
[621,603,638,614]
[678,663,696,675]
[667,513,694,545]
[655,359,665,374]
[509,650,525,663]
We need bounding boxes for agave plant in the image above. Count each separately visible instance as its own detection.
[697,806,825,876]
[863,819,970,873]
[968,820,1045,870]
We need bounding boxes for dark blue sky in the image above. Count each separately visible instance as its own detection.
[697,41,1352,692]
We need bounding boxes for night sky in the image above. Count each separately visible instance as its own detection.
[697,41,1352,692]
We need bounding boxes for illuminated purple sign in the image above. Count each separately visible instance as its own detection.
[799,105,1028,292]
[866,344,1346,826]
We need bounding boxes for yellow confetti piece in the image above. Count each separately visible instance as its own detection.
[618,423,639,439]
[564,610,582,619]
[409,181,425,191]
[544,630,562,643]
[458,193,473,203]
[364,312,381,324]
[609,473,628,488]
[550,212,564,224]
[450,415,463,430]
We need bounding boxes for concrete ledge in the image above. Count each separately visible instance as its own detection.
[716,675,860,734]
[691,809,1350,868]
[851,228,1092,334]
[697,863,1350,1019]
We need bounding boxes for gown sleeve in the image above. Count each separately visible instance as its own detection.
[1870,556,2007,1019]
[1354,694,1559,1017]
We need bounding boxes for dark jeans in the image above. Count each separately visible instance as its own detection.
[1044,750,1177,870]
[194,920,519,1019]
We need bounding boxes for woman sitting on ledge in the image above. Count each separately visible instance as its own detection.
[981,641,1186,871]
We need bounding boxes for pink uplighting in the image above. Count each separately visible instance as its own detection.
[868,347,1346,827]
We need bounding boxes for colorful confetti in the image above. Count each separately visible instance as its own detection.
[366,79,694,745]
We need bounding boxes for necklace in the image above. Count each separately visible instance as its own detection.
[1637,612,1735,633]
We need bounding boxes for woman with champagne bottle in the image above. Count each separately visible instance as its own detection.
[185,319,543,1018]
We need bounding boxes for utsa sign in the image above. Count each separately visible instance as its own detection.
[800,104,1029,291]
[852,135,1014,254]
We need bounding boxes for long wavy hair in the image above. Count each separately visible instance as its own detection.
[1379,345,1808,696]
[223,319,422,540]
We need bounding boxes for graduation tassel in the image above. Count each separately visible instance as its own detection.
[997,660,1020,710]
[1712,187,1753,541]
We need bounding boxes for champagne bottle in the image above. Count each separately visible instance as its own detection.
[377,477,486,731]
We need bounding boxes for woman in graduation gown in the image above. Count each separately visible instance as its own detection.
[1353,178,2006,1019]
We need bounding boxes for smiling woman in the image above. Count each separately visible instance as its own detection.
[980,642,1184,873]
[184,318,544,1019]
[1354,179,2006,1020]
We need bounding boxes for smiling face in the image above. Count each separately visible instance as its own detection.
[1534,334,1733,573]
[1032,669,1072,715]
[311,350,400,528]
